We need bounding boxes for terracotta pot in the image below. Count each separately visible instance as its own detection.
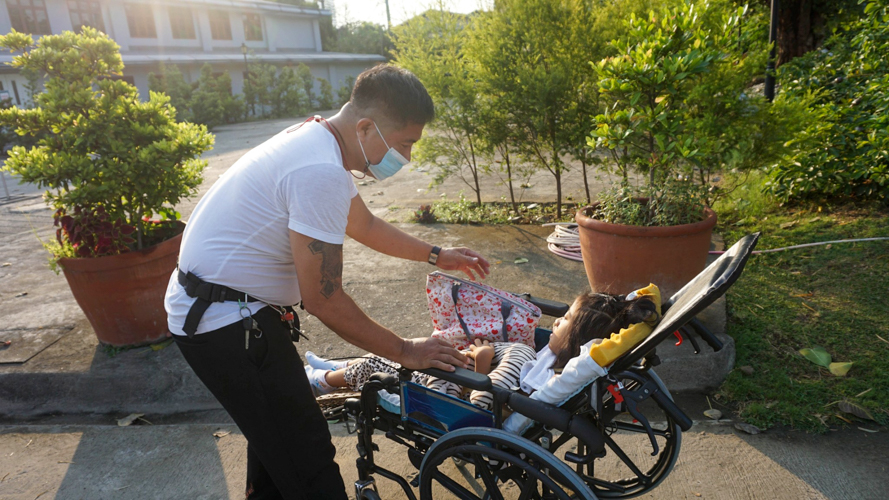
[58,224,183,346]
[575,204,717,297]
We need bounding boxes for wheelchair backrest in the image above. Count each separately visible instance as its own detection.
[609,232,760,372]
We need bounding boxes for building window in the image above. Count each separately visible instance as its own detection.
[209,11,232,40]
[243,13,263,41]
[68,1,105,32]
[7,0,52,35]
[125,4,156,38]
[169,7,196,40]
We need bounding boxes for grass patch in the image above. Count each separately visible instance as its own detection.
[716,201,889,432]
[410,196,579,225]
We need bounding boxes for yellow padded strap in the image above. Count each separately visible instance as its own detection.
[589,284,662,367]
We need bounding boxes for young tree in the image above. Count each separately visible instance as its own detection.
[149,64,193,122]
[190,64,225,127]
[296,63,316,110]
[394,8,488,205]
[468,0,582,217]
[337,75,355,106]
[272,66,306,117]
[317,77,334,109]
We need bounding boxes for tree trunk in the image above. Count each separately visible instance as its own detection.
[504,146,518,213]
[469,137,482,206]
[555,170,562,219]
[581,158,591,203]
[773,0,827,65]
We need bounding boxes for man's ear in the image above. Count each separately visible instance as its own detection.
[355,117,375,141]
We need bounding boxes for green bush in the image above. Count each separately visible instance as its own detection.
[0,28,214,250]
[769,0,889,203]
[338,75,355,106]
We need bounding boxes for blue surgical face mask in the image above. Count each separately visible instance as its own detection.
[356,121,409,181]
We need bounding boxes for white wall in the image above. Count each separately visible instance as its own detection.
[268,18,315,50]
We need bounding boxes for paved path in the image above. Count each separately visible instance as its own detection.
[1,115,887,499]
[1,420,886,499]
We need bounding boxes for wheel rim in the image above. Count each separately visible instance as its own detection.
[419,428,596,500]
[548,370,681,499]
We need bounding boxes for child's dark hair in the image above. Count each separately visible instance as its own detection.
[551,292,659,370]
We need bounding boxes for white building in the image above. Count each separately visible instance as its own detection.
[0,0,385,106]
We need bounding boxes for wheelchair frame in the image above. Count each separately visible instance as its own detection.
[344,233,760,500]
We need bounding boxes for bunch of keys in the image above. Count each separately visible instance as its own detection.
[239,301,262,350]
[242,316,262,350]
[281,310,309,342]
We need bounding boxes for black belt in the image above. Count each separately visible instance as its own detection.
[178,270,264,338]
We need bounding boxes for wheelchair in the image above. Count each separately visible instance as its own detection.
[342,233,760,500]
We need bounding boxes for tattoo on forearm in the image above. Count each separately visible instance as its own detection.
[308,239,343,298]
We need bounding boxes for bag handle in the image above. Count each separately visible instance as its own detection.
[452,282,513,344]
[451,283,474,344]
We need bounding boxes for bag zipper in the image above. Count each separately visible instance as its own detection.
[431,271,541,317]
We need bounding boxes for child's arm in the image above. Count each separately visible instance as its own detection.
[468,339,495,375]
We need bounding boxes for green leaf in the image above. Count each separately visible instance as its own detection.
[799,346,831,367]
[514,258,529,265]
[828,362,853,377]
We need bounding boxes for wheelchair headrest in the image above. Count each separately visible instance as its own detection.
[609,232,761,372]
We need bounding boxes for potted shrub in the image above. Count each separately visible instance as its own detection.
[0,28,213,346]
[579,1,784,295]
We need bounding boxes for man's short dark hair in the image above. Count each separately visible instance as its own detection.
[350,64,435,128]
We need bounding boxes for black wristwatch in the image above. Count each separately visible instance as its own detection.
[428,246,441,265]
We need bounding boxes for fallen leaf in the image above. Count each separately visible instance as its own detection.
[855,388,872,398]
[150,338,174,351]
[876,335,889,345]
[526,203,538,209]
[779,220,798,229]
[835,413,853,424]
[14,292,27,298]
[791,292,814,298]
[739,366,754,376]
[213,429,231,438]
[1,262,10,267]
[800,302,819,314]
[514,258,529,265]
[829,362,853,377]
[117,413,144,427]
[838,401,875,421]
[704,409,722,420]
[799,346,831,367]
[858,427,878,433]
[734,423,761,435]
[825,244,832,250]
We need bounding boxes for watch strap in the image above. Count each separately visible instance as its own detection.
[428,246,441,265]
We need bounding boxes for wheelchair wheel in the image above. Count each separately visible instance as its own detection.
[553,369,681,499]
[419,427,597,500]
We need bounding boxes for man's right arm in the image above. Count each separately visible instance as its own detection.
[289,230,467,371]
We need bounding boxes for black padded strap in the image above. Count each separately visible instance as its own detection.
[499,302,512,342]
[451,283,473,344]
[183,298,211,339]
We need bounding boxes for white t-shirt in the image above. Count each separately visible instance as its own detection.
[164,121,359,336]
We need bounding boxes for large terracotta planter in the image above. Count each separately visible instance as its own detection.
[575,204,717,297]
[58,225,183,346]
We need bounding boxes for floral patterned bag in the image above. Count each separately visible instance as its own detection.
[426,271,541,350]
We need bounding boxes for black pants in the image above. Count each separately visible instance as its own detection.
[173,306,348,500]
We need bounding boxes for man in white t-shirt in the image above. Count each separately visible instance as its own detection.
[164,65,489,499]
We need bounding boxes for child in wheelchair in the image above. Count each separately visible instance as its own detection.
[304,285,660,411]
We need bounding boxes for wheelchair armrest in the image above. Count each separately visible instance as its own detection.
[421,366,493,392]
[516,293,570,317]
[503,390,605,453]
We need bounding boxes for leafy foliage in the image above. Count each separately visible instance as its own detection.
[53,205,135,258]
[591,0,794,217]
[590,177,708,226]
[150,63,245,128]
[393,9,489,205]
[769,0,889,203]
[337,75,355,106]
[0,28,214,251]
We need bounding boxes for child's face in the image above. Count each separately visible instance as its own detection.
[548,299,580,354]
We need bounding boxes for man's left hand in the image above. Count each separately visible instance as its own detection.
[436,247,490,280]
